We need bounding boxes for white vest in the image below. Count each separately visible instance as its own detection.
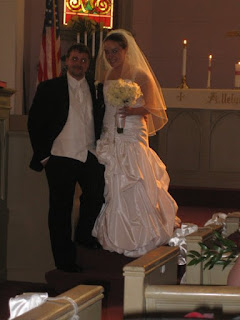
[51,73,95,162]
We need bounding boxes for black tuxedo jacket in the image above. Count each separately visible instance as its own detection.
[28,75,104,172]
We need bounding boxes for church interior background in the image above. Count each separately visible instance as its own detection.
[1,0,240,316]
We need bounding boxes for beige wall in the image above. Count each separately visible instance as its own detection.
[0,0,24,114]
[132,0,240,90]
[133,0,240,88]
[22,0,240,112]
[24,0,45,112]
[3,0,240,283]
[2,1,240,113]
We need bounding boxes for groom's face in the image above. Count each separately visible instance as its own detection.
[65,50,90,80]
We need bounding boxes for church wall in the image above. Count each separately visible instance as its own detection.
[2,1,240,112]
[24,0,45,113]
[3,0,240,283]
[20,0,240,111]
[132,0,240,90]
[0,0,25,114]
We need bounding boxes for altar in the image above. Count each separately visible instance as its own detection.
[153,88,240,190]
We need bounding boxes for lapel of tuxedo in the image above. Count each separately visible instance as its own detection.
[60,76,70,111]
[86,77,96,109]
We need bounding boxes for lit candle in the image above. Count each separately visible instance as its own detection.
[77,32,80,44]
[182,39,187,77]
[92,31,95,57]
[84,31,87,45]
[235,61,240,88]
[207,54,212,88]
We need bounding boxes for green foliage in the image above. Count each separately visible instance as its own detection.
[66,16,108,41]
[187,231,239,270]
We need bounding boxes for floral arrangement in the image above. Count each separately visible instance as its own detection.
[67,15,104,37]
[106,79,143,108]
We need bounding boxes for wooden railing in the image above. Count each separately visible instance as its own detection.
[185,223,239,285]
[145,284,240,316]
[13,285,104,320]
[123,246,179,318]
[123,220,240,318]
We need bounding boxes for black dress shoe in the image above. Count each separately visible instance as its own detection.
[78,239,102,250]
[57,264,82,273]
[85,240,102,249]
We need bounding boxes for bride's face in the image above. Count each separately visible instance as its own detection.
[104,40,127,69]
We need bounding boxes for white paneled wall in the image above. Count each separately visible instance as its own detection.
[7,129,54,282]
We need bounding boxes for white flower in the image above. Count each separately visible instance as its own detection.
[94,80,100,88]
[106,79,143,108]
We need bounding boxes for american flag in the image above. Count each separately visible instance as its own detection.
[37,0,61,84]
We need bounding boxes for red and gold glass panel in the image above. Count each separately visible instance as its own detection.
[63,0,114,29]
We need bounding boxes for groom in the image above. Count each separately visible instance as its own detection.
[28,43,105,272]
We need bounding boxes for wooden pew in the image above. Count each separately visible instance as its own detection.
[122,218,240,318]
[225,211,240,236]
[123,243,240,319]
[13,285,104,320]
[123,246,179,317]
[145,285,240,315]
[185,224,236,285]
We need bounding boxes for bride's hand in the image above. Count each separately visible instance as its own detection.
[118,106,150,117]
[118,106,132,117]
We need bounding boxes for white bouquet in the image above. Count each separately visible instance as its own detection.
[106,79,143,133]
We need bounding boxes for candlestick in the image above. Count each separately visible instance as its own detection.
[77,32,80,44]
[179,39,189,88]
[207,54,212,88]
[235,61,240,88]
[182,40,187,77]
[92,31,95,57]
[84,31,87,45]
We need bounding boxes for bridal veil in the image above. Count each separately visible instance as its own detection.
[95,29,168,135]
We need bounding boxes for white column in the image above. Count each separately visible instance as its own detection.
[0,0,25,114]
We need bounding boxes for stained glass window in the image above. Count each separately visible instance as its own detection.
[63,0,114,29]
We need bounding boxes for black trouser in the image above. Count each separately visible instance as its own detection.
[45,152,104,268]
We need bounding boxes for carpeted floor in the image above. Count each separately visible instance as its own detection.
[1,205,239,320]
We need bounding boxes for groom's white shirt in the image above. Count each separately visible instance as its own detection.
[51,72,95,163]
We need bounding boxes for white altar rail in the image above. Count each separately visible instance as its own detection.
[162,88,240,110]
[155,88,240,189]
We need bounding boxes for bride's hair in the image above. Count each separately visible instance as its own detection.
[95,29,168,135]
[104,33,128,50]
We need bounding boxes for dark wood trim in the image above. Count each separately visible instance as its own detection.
[169,186,240,208]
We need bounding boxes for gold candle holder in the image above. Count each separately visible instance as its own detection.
[178,75,189,89]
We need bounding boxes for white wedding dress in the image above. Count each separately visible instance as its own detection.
[92,80,178,257]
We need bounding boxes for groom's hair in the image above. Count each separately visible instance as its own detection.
[104,33,128,50]
[66,43,91,60]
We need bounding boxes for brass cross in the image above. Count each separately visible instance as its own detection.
[177,91,185,101]
[226,29,240,59]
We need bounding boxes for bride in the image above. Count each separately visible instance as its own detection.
[92,29,180,258]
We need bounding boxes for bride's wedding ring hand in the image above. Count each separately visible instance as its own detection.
[118,106,132,117]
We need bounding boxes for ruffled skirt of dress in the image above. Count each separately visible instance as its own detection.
[92,116,178,258]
